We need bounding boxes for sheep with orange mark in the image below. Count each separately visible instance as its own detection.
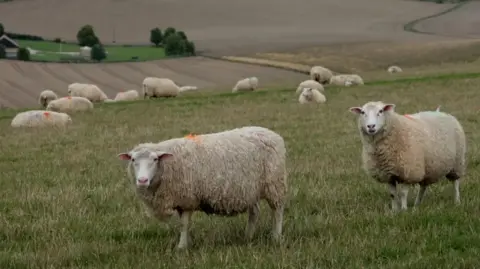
[46,96,94,113]
[116,126,287,249]
[38,90,58,108]
[11,110,72,128]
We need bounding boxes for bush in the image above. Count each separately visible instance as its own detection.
[164,33,186,56]
[185,41,196,56]
[149,27,163,47]
[164,27,176,40]
[4,32,44,41]
[0,23,4,37]
[76,25,100,47]
[54,38,62,43]
[91,44,106,62]
[0,45,6,59]
[17,47,30,61]
[177,31,188,41]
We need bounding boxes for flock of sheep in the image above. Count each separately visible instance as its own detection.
[11,62,463,251]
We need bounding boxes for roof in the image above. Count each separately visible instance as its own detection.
[0,35,20,49]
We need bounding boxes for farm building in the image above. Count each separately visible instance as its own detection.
[0,34,20,59]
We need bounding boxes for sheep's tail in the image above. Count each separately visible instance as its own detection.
[435,105,441,112]
[179,86,198,92]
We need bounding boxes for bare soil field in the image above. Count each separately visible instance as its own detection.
[0,0,479,108]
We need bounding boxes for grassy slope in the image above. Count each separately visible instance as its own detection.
[1,71,480,268]
[16,40,166,62]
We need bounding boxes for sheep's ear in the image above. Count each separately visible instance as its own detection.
[155,151,173,161]
[383,104,395,112]
[118,153,131,161]
[349,107,363,114]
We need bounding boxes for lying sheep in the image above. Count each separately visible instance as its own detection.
[296,80,325,94]
[11,110,72,128]
[330,74,364,86]
[68,83,108,102]
[349,101,466,211]
[142,77,180,98]
[46,96,94,112]
[388,65,403,73]
[114,90,140,102]
[298,88,326,104]
[179,86,198,93]
[117,126,287,249]
[309,66,333,85]
[38,90,58,108]
[232,77,259,93]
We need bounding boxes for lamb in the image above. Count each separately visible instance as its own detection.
[38,89,58,108]
[330,74,364,86]
[68,83,108,102]
[114,89,140,102]
[349,101,466,211]
[11,110,72,128]
[298,88,326,104]
[295,80,325,94]
[142,77,180,98]
[232,77,259,93]
[309,66,333,85]
[117,126,287,249]
[387,65,403,73]
[46,96,94,113]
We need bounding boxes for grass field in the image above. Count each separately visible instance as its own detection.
[15,40,166,62]
[1,71,480,268]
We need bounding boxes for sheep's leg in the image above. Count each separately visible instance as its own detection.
[245,203,260,241]
[414,184,427,207]
[271,205,284,243]
[453,179,461,205]
[397,184,409,210]
[388,181,399,211]
[177,211,192,249]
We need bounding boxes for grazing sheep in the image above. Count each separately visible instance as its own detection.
[388,65,403,73]
[46,96,94,113]
[330,74,364,86]
[179,86,198,92]
[11,110,72,128]
[232,77,259,93]
[142,77,180,98]
[68,83,108,102]
[309,66,333,85]
[298,88,326,104]
[349,101,466,211]
[114,90,140,102]
[117,126,287,249]
[296,80,325,94]
[38,90,58,108]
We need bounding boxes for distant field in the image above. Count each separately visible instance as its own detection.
[16,40,166,62]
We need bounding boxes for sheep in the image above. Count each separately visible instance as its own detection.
[179,86,198,92]
[298,88,326,104]
[117,126,287,249]
[295,79,325,94]
[388,65,403,73]
[68,83,108,102]
[309,66,333,85]
[11,110,72,128]
[330,74,364,86]
[232,77,259,93]
[142,77,180,98]
[114,90,140,102]
[46,96,94,113]
[349,101,466,211]
[104,98,116,103]
[38,90,58,108]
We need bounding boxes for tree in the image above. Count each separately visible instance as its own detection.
[176,31,188,41]
[17,47,30,61]
[164,33,186,56]
[164,27,176,40]
[185,41,196,56]
[0,23,4,37]
[150,28,163,47]
[76,24,100,47]
[91,44,106,62]
[0,45,6,59]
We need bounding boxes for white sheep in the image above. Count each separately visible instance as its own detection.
[117,126,287,249]
[38,90,58,108]
[142,77,180,98]
[11,110,72,128]
[298,88,326,104]
[295,80,325,94]
[309,66,333,85]
[330,74,364,86]
[387,65,403,73]
[46,96,94,112]
[68,83,108,102]
[349,101,466,211]
[232,77,259,93]
[114,90,140,102]
[179,86,198,92]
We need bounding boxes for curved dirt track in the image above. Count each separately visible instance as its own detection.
[0,0,479,108]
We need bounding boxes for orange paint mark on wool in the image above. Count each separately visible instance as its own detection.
[185,133,201,144]
[67,96,72,100]
[404,114,414,120]
[43,111,51,117]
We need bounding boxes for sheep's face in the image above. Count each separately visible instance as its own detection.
[118,149,173,187]
[301,88,313,100]
[349,101,395,136]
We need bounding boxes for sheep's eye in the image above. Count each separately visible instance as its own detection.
[153,158,159,162]
[360,111,365,115]
[379,109,384,114]
[131,158,135,162]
